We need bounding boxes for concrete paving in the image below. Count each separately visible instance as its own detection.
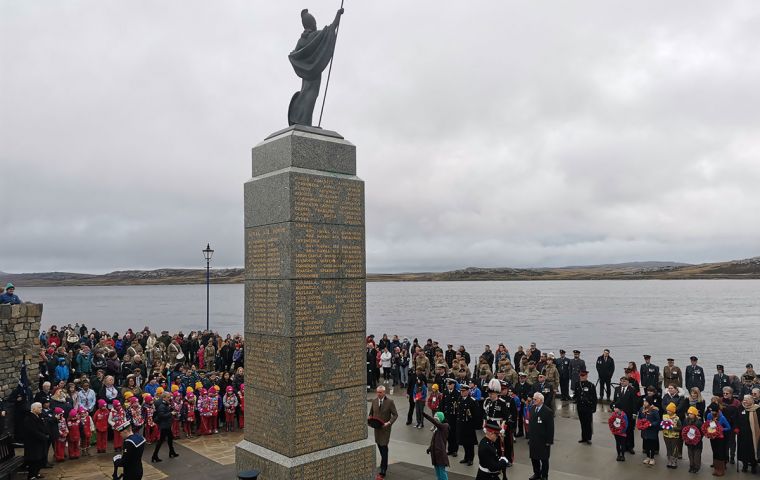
[22,391,736,479]
[377,387,731,479]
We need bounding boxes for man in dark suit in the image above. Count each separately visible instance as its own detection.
[528,392,554,480]
[368,385,398,478]
[24,402,49,480]
[612,376,639,454]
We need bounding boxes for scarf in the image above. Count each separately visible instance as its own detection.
[745,404,760,455]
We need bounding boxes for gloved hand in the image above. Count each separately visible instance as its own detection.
[499,456,510,466]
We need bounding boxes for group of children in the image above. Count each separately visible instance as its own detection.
[609,401,711,473]
[52,383,244,462]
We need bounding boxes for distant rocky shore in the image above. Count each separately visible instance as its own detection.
[2,257,759,287]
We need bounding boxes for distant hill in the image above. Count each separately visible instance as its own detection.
[3,257,759,287]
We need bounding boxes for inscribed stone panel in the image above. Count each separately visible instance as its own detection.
[293,333,364,395]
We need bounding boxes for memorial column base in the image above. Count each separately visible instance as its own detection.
[235,439,376,480]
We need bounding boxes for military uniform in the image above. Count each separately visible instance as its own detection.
[456,392,479,464]
[574,378,597,443]
[116,432,146,480]
[685,361,705,391]
[556,353,571,401]
[640,360,661,391]
[534,380,555,410]
[663,364,683,389]
[569,352,586,392]
[483,396,514,462]
[476,435,509,480]
[441,385,460,455]
[513,379,532,437]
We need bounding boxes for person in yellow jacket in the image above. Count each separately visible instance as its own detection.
[662,402,683,469]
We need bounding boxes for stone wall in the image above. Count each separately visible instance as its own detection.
[0,303,42,399]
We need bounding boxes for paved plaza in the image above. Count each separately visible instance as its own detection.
[24,387,730,479]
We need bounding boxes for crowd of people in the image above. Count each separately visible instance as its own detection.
[365,333,760,479]
[1,318,245,480]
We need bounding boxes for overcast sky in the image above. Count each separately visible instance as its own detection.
[2,1,759,274]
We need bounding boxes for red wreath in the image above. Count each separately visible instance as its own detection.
[636,418,652,431]
[608,413,627,436]
[682,424,702,445]
[701,419,724,439]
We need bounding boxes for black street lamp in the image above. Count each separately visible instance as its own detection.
[202,243,214,331]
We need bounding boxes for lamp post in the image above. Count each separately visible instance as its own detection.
[202,243,214,331]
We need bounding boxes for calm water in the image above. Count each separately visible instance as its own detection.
[24,280,760,379]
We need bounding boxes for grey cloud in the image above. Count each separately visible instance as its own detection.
[1,1,759,273]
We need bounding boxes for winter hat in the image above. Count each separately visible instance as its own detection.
[226,386,234,393]
[112,400,121,408]
[195,381,203,390]
[144,394,153,403]
[186,386,194,394]
[156,387,164,395]
[186,392,195,399]
[666,403,676,413]
[434,411,445,423]
[240,384,245,391]
[200,388,208,395]
[687,406,700,416]
[123,391,134,400]
[54,407,64,415]
[129,396,139,404]
[172,391,181,397]
[77,406,87,413]
[171,385,179,392]
[69,409,78,418]
[431,384,439,391]
[97,399,107,407]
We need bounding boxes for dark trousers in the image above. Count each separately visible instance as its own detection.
[463,443,474,462]
[531,457,549,478]
[624,412,635,451]
[598,376,612,400]
[559,376,570,400]
[153,428,176,458]
[406,396,415,424]
[447,421,458,454]
[578,408,593,441]
[26,459,42,480]
[377,445,388,473]
[614,435,627,456]
[517,408,525,436]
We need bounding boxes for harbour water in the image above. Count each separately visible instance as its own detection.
[23,279,760,378]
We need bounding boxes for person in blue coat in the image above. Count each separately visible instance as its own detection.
[54,358,70,383]
[0,283,21,304]
[638,399,661,466]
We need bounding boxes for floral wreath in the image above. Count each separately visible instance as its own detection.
[682,424,702,445]
[608,413,626,435]
[701,419,724,439]
[660,418,675,431]
[636,418,652,431]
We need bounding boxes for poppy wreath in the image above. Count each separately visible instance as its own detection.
[608,413,626,436]
[660,418,675,431]
[636,418,652,431]
[701,419,724,439]
[681,424,702,446]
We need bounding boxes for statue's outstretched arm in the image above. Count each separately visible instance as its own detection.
[332,8,344,29]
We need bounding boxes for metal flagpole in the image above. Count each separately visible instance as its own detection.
[317,0,345,128]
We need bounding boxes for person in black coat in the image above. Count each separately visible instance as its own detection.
[514,373,533,437]
[440,379,459,456]
[574,371,597,444]
[685,356,705,392]
[555,350,571,401]
[151,392,178,462]
[712,365,732,397]
[595,349,615,401]
[640,355,660,391]
[24,403,49,480]
[613,376,640,454]
[528,392,554,480]
[456,385,478,466]
[40,401,57,469]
